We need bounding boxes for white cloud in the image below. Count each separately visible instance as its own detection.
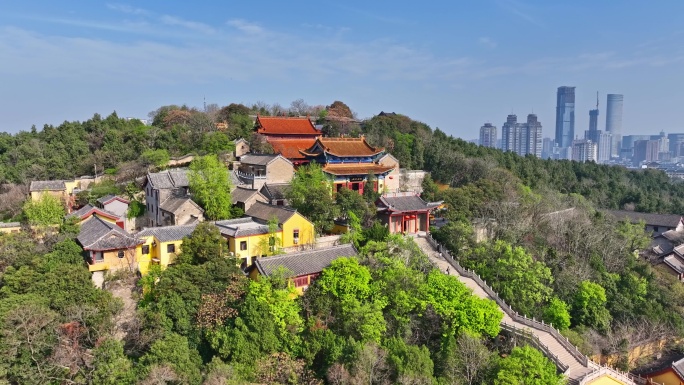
[160,15,215,35]
[226,19,263,34]
[478,37,497,49]
[106,3,150,16]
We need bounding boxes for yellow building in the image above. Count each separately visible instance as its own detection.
[245,202,315,249]
[642,356,684,385]
[136,224,198,275]
[214,217,278,267]
[29,180,79,209]
[76,215,142,273]
[68,204,121,226]
[247,244,358,295]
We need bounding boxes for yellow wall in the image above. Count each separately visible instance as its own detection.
[281,213,315,248]
[88,248,137,272]
[228,232,273,266]
[30,190,66,202]
[137,235,184,275]
[649,370,683,385]
[585,375,626,385]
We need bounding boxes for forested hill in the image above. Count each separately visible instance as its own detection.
[0,103,682,214]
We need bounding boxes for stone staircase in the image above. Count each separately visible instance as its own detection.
[412,235,641,384]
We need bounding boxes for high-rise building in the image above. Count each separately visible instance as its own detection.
[596,131,612,163]
[501,114,519,154]
[479,123,497,148]
[555,86,575,152]
[633,140,659,165]
[572,139,597,162]
[668,133,684,157]
[586,92,600,141]
[501,114,542,157]
[542,137,554,159]
[605,94,623,158]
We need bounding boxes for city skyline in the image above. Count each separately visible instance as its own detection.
[2,1,684,138]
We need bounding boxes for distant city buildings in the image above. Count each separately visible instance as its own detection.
[583,92,611,163]
[633,140,659,164]
[555,86,576,157]
[572,139,597,162]
[501,114,542,157]
[479,123,497,148]
[605,94,623,157]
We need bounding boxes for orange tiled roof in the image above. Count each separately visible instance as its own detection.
[256,116,319,136]
[301,137,384,157]
[268,138,318,160]
[322,164,394,176]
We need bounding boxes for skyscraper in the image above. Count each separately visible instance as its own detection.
[501,114,541,157]
[605,94,623,158]
[479,123,497,148]
[555,86,575,153]
[587,92,599,140]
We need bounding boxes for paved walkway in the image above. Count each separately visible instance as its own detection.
[413,236,628,383]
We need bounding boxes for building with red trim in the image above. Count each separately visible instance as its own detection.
[300,137,394,194]
[376,192,442,234]
[254,115,319,139]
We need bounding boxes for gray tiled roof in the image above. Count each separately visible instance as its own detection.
[240,154,282,166]
[146,169,190,190]
[254,244,357,277]
[664,255,684,274]
[246,201,297,224]
[377,193,435,212]
[137,223,198,242]
[214,218,275,238]
[673,357,684,379]
[260,183,289,201]
[29,180,66,192]
[67,204,120,219]
[77,216,140,251]
[96,194,129,205]
[604,210,683,228]
[160,196,202,214]
[231,187,260,205]
[0,222,20,229]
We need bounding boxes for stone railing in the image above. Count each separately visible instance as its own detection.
[500,322,569,372]
[576,367,655,385]
[236,170,266,180]
[422,234,588,366]
[419,234,643,385]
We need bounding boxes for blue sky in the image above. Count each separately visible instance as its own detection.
[1,1,683,139]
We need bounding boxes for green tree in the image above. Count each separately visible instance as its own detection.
[542,297,571,331]
[177,222,231,265]
[314,257,387,343]
[286,163,339,233]
[91,339,136,385]
[140,148,170,170]
[465,240,553,316]
[423,270,502,337]
[189,154,233,220]
[572,280,612,330]
[140,333,203,385]
[22,194,65,227]
[339,211,365,248]
[494,345,564,385]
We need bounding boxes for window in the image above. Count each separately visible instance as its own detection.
[94,251,104,262]
[240,241,247,251]
[167,243,176,253]
[142,245,150,255]
[293,276,309,288]
[117,250,125,259]
[293,229,299,244]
